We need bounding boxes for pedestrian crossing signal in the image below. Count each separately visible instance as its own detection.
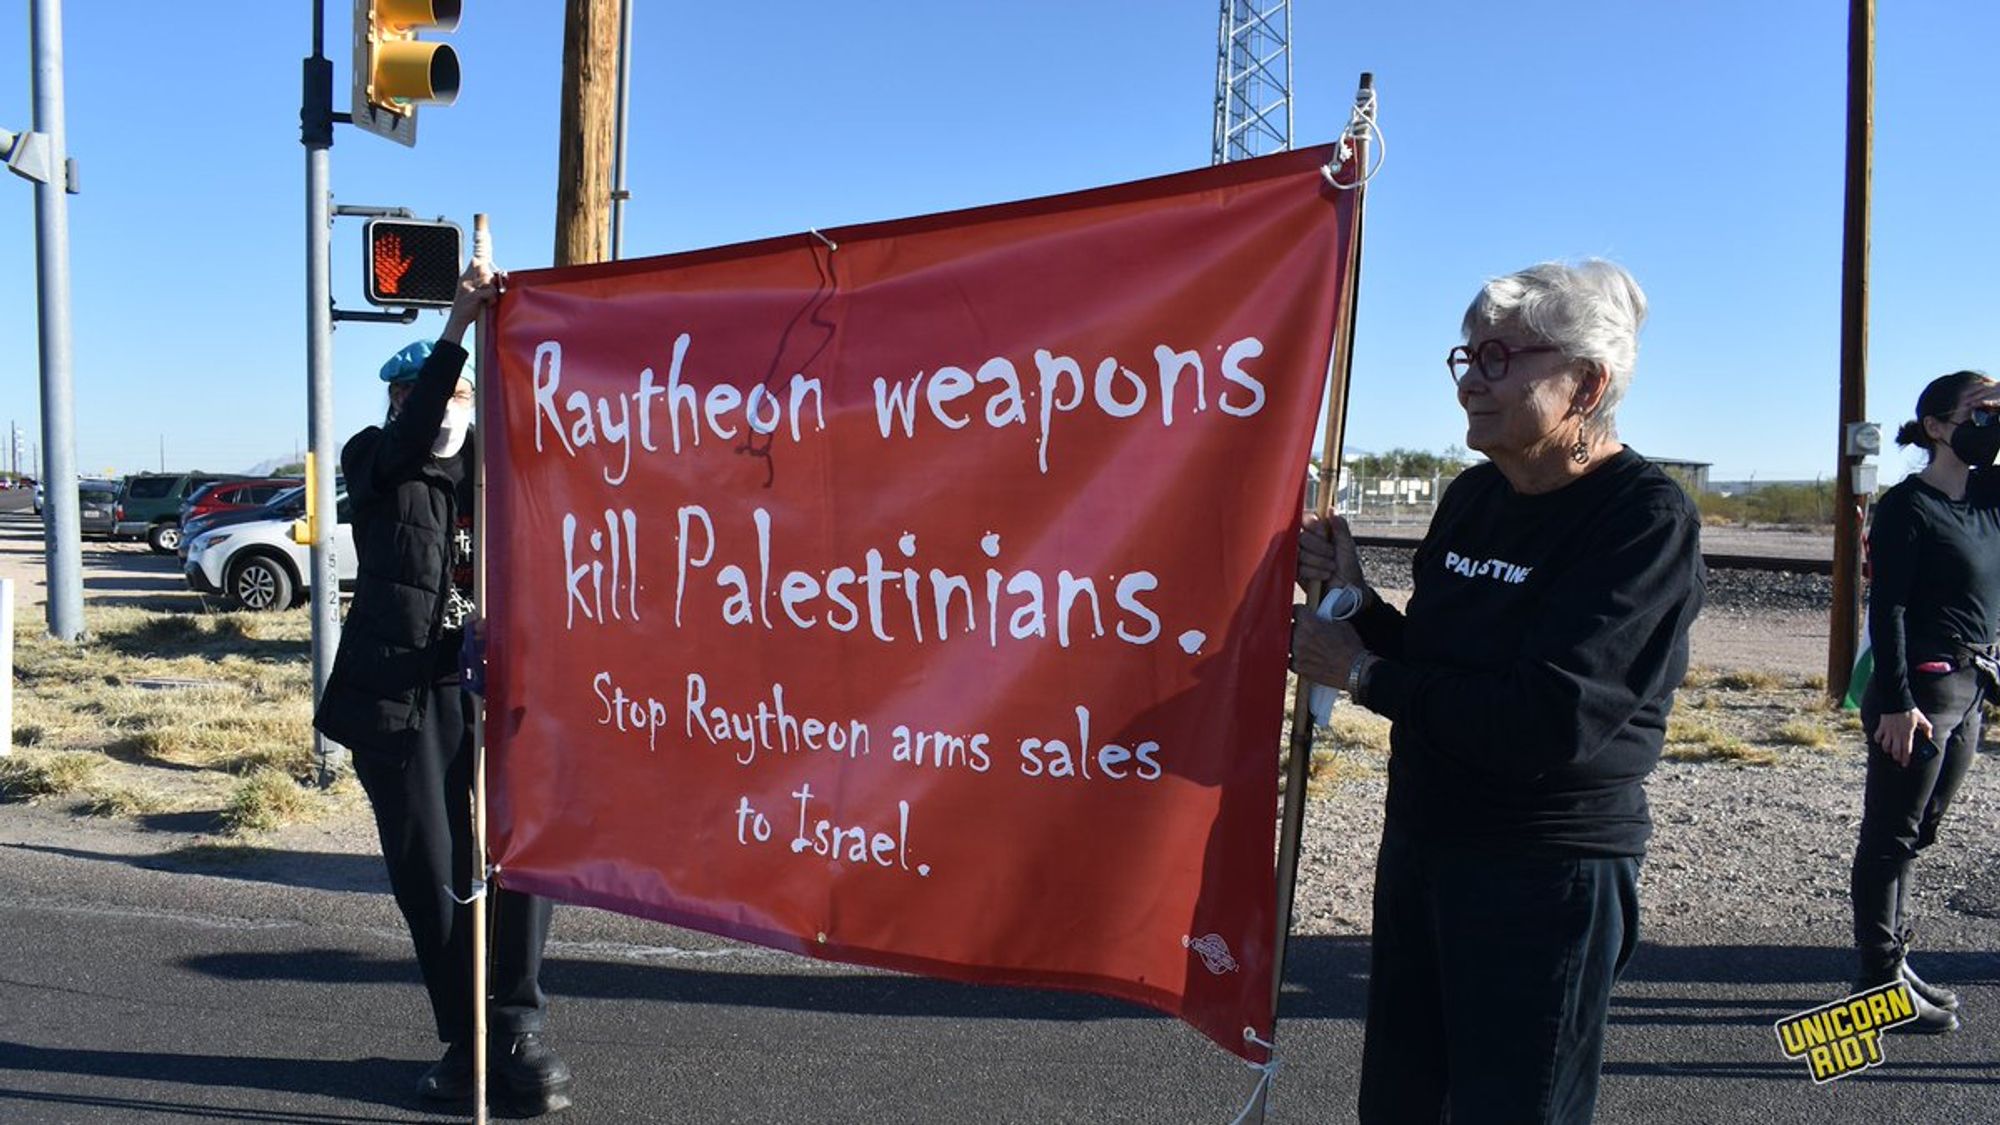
[364,218,462,307]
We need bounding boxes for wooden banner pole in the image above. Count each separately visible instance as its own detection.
[469,212,494,1125]
[1248,72,1374,1124]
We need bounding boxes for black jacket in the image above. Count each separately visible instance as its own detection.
[313,341,474,759]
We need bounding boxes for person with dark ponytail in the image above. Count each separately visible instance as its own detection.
[1851,369,2000,1032]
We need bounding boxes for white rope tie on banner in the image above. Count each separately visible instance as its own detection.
[449,878,489,906]
[809,228,838,252]
[1227,1030,1282,1125]
[1322,86,1384,190]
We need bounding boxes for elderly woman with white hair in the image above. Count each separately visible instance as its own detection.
[1293,260,1706,1124]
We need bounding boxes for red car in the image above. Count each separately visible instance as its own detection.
[180,478,303,524]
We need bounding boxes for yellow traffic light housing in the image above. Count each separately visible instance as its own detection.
[352,1,463,147]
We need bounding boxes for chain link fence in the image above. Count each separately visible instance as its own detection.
[1306,473,1456,524]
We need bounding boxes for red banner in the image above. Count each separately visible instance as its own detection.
[485,148,1355,1060]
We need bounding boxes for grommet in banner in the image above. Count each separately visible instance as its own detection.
[809,229,838,252]
[1229,1029,1282,1124]
[816,931,828,944]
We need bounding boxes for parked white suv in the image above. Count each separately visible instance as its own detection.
[183,496,356,611]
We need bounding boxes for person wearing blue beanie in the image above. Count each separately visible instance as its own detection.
[314,259,572,1115]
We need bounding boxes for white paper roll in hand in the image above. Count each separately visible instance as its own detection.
[1308,585,1365,727]
[473,213,492,266]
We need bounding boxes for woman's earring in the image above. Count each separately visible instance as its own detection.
[1570,428,1590,465]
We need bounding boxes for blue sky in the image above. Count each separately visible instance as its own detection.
[2,2,1994,483]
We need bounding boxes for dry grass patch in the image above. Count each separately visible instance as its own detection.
[1664,718,1780,766]
[1770,720,1832,749]
[0,751,101,799]
[1669,665,1871,765]
[1279,675,1391,794]
[79,787,169,818]
[1326,707,1393,757]
[1710,669,1784,692]
[1303,710,1391,791]
[1665,738,1779,767]
[222,768,316,834]
[108,695,316,774]
[11,606,325,833]
[1306,748,1381,793]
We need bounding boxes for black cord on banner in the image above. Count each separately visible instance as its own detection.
[736,233,841,488]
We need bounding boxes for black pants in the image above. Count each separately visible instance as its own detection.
[1852,665,1983,978]
[351,682,553,1044]
[1358,828,1640,1125]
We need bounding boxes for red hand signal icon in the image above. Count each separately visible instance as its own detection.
[373,233,414,296]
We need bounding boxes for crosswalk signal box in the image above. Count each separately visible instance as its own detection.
[363,218,462,307]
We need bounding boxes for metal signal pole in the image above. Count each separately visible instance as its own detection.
[25,0,85,641]
[609,0,635,259]
[303,0,344,780]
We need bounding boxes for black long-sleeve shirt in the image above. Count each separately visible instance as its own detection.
[1864,469,2000,713]
[1352,449,1706,857]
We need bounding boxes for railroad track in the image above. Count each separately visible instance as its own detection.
[1351,535,1834,576]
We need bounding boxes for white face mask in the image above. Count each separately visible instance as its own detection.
[433,400,473,459]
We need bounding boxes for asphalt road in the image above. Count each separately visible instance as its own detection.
[1,808,1995,1124]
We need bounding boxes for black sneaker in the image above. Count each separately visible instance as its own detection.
[493,1032,573,1116]
[1902,959,1962,1013]
[417,1040,474,1102]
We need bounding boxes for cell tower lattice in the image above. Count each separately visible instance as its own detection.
[1211,0,1294,164]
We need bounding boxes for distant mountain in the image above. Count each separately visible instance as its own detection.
[243,451,330,477]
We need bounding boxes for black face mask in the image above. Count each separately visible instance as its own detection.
[1948,415,2000,467]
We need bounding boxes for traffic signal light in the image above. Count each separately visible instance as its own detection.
[351,1,463,147]
[363,218,462,307]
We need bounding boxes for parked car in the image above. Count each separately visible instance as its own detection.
[33,476,114,520]
[182,491,354,611]
[179,485,306,559]
[78,481,120,538]
[114,472,242,554]
[179,477,302,525]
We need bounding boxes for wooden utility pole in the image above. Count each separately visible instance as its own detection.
[1828,0,1872,702]
[555,0,619,267]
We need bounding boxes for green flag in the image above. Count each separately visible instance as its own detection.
[1842,635,1872,712]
